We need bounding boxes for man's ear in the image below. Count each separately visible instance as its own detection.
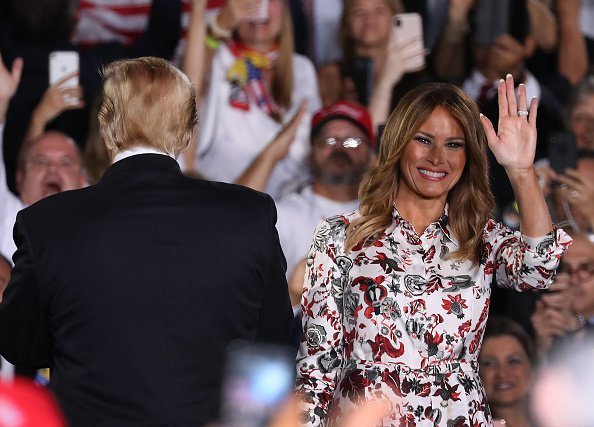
[15,170,24,195]
[523,35,537,59]
[79,169,89,187]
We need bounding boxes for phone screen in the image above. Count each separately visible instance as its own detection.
[392,13,425,69]
[221,341,295,427]
[49,51,79,87]
[548,131,578,174]
[349,57,373,106]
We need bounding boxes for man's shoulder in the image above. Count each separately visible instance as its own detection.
[199,179,273,208]
[17,185,94,225]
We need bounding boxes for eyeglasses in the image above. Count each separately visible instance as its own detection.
[562,263,594,281]
[314,137,365,149]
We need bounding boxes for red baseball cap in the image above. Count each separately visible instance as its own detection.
[0,378,66,427]
[311,101,374,145]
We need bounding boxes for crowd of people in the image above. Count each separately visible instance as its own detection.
[1,0,594,426]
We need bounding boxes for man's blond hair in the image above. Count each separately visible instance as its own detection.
[99,57,197,158]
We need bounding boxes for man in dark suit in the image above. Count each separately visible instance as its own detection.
[0,56,294,426]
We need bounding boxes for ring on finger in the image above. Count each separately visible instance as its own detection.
[517,110,529,117]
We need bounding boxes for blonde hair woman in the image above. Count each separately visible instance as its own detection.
[183,0,321,199]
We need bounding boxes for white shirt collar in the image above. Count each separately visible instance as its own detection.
[463,69,541,106]
[112,146,174,164]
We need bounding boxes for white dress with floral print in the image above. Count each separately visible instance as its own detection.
[296,206,571,427]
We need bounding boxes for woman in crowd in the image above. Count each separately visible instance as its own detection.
[295,76,570,426]
[317,0,427,128]
[184,0,320,199]
[480,316,538,427]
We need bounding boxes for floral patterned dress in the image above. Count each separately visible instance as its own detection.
[296,206,571,427]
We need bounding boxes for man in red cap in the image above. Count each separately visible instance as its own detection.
[275,101,376,322]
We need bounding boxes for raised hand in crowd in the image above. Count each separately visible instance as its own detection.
[531,273,577,354]
[235,101,307,192]
[0,52,23,123]
[554,0,589,85]
[556,168,594,231]
[431,0,475,81]
[368,27,427,129]
[216,0,265,30]
[24,71,85,142]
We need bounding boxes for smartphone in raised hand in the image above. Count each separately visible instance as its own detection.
[49,51,79,87]
[548,131,578,175]
[392,13,425,69]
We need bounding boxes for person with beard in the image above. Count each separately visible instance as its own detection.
[275,101,376,310]
[0,56,87,263]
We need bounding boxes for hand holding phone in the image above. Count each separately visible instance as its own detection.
[49,51,79,88]
[392,13,426,71]
[547,131,578,175]
[246,0,269,22]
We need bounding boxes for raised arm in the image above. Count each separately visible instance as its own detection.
[431,0,475,81]
[23,71,84,142]
[555,0,588,86]
[181,0,207,172]
[235,102,306,192]
[0,53,22,125]
[368,32,426,128]
[182,0,263,172]
[0,53,23,195]
[480,74,551,237]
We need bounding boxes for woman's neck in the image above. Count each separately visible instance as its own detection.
[393,194,446,235]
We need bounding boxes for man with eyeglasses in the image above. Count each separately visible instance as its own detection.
[0,57,87,264]
[275,101,376,315]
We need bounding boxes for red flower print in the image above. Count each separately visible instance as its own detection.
[441,294,468,319]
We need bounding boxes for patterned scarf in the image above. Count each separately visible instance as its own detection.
[226,39,280,118]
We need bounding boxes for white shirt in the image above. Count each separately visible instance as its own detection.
[195,45,321,200]
[275,185,358,280]
[462,69,541,106]
[0,123,26,263]
[113,146,173,163]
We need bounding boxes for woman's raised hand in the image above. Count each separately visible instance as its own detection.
[480,74,539,173]
[218,0,265,30]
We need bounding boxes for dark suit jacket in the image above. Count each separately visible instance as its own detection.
[0,154,294,426]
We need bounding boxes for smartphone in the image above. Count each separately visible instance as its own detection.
[548,131,578,174]
[349,57,373,106]
[49,51,79,87]
[472,0,529,45]
[392,13,425,69]
[220,341,295,427]
[247,0,269,22]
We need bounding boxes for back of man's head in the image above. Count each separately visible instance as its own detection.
[98,57,198,159]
